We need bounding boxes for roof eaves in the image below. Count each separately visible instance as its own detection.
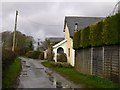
[53,39,67,48]
[63,17,67,32]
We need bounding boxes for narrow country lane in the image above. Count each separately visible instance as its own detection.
[17,57,80,89]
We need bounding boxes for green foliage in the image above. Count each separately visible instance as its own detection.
[73,31,81,49]
[2,58,21,88]
[81,27,90,48]
[39,52,44,60]
[15,31,34,55]
[42,61,73,68]
[32,51,41,59]
[2,31,13,49]
[1,31,34,55]
[73,13,120,49]
[25,51,33,58]
[47,46,54,61]
[102,15,119,45]
[90,22,103,47]
[2,49,17,71]
[51,62,73,68]
[57,53,67,62]
[26,50,41,59]
[116,13,120,44]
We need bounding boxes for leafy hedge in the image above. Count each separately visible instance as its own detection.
[73,31,81,49]
[2,49,17,71]
[81,27,90,48]
[42,61,73,68]
[26,50,41,59]
[39,52,44,60]
[2,58,21,88]
[118,14,120,43]
[73,13,120,49]
[90,22,103,47]
[102,15,119,45]
[57,53,67,62]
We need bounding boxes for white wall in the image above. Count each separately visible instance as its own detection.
[64,24,75,66]
[53,40,67,62]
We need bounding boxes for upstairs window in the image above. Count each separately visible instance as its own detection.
[74,23,78,31]
[68,48,70,57]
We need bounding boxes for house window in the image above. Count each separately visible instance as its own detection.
[74,23,78,31]
[57,47,64,54]
[68,48,70,57]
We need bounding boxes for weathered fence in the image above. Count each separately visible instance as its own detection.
[92,47,103,77]
[75,48,91,75]
[75,45,120,84]
[104,45,119,83]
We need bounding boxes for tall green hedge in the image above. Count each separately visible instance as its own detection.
[73,13,120,49]
[26,50,41,59]
[117,14,120,43]
[102,15,119,45]
[73,31,81,49]
[2,49,17,71]
[81,26,90,48]
[90,22,103,47]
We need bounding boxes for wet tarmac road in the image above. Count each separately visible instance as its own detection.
[17,57,81,89]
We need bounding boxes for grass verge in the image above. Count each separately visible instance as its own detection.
[2,58,22,88]
[41,61,119,88]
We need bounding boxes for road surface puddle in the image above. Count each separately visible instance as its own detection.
[45,69,73,89]
[35,67,44,69]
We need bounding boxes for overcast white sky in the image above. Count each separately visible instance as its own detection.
[1,0,119,41]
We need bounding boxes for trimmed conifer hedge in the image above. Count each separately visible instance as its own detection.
[73,13,120,49]
[73,31,81,49]
[116,13,120,44]
[102,15,119,45]
[90,22,103,47]
[81,27,90,48]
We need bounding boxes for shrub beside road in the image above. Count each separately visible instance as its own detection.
[2,58,21,88]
